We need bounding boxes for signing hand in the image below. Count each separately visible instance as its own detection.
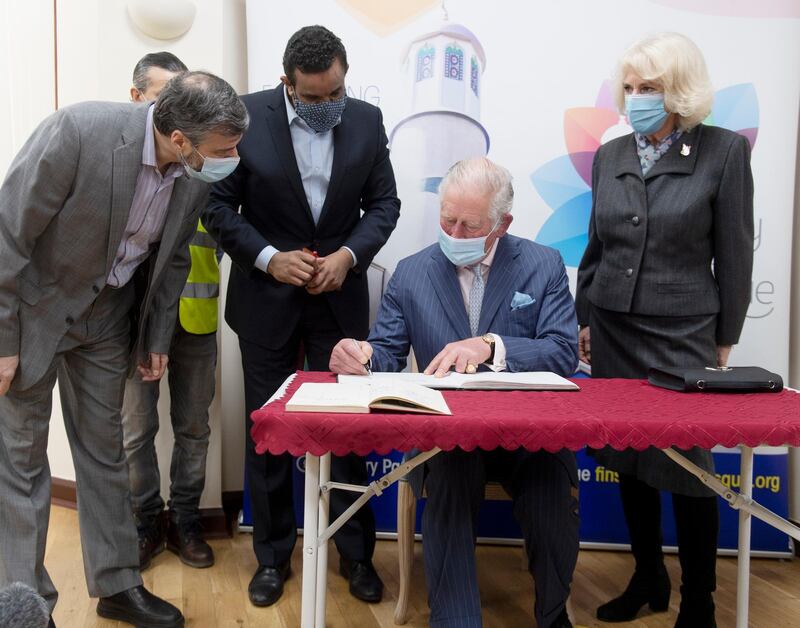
[578,326,591,364]
[0,354,19,396]
[267,250,318,286]
[329,338,373,375]
[424,337,491,378]
[137,352,169,381]
[717,345,732,367]
[306,248,352,295]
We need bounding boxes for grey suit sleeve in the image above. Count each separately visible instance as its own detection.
[0,109,80,356]
[713,134,754,346]
[575,150,602,327]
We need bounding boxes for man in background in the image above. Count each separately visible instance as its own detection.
[123,52,219,572]
[204,25,400,607]
[130,52,188,102]
[0,71,248,627]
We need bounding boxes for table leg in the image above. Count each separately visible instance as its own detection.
[315,453,331,628]
[736,446,754,628]
[301,454,320,628]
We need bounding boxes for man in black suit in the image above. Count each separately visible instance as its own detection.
[203,25,400,607]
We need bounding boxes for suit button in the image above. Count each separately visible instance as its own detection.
[92,285,100,294]
[631,216,640,225]
[66,316,74,325]
[625,268,633,277]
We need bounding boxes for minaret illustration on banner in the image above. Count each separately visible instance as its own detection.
[375,3,490,273]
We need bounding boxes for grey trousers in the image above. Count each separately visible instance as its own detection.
[0,285,141,611]
[121,324,216,527]
[422,448,579,628]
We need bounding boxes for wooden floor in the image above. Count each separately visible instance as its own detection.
[46,506,799,627]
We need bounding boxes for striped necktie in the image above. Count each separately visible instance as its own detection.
[468,263,484,336]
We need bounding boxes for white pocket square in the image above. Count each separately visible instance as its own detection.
[510,291,535,310]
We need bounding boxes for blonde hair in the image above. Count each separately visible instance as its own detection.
[614,32,714,131]
[439,157,514,223]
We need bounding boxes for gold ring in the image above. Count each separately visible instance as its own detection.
[465,363,477,374]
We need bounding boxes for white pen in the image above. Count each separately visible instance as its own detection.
[352,338,372,375]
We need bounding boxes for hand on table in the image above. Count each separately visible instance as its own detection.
[424,337,491,378]
[329,339,373,374]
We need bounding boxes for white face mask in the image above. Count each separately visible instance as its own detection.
[437,220,500,266]
[179,146,240,183]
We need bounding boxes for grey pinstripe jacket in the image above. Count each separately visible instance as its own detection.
[576,124,754,345]
[0,102,209,391]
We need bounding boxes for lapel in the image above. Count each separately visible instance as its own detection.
[427,247,471,339]
[643,125,701,180]
[264,86,314,225]
[106,106,149,273]
[317,109,351,228]
[614,134,644,180]
[478,237,522,334]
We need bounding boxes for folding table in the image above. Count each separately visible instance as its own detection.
[251,371,800,628]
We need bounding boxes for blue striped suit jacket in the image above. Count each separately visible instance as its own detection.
[368,234,579,376]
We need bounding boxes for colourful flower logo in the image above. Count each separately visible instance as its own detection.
[532,82,759,266]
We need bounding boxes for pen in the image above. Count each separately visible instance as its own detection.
[352,338,372,375]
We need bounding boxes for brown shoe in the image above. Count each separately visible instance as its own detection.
[167,517,214,568]
[138,522,166,570]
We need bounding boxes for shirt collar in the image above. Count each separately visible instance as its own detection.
[143,104,185,180]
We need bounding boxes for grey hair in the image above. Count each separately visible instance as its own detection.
[132,51,188,92]
[439,157,514,223]
[153,71,249,145]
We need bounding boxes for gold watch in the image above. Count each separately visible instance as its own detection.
[481,333,496,363]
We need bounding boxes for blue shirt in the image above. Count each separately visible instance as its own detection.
[254,86,355,272]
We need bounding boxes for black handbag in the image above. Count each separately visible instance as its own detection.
[648,366,784,393]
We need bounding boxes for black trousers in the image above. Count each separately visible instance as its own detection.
[619,473,718,600]
[240,295,376,568]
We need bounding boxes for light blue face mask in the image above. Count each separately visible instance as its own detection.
[438,221,499,267]
[625,94,669,135]
[181,147,240,183]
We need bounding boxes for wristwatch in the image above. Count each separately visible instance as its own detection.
[481,333,496,364]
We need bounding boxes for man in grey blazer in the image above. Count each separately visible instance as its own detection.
[0,71,248,627]
[331,158,579,628]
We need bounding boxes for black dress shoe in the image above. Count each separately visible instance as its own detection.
[248,562,291,607]
[339,557,383,603]
[96,585,184,627]
[597,567,670,622]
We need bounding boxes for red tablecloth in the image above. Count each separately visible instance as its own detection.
[250,371,800,457]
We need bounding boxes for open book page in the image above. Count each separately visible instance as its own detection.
[285,382,451,414]
[338,371,578,391]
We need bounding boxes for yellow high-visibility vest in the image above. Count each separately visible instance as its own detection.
[178,220,219,335]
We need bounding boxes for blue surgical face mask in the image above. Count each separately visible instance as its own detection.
[438,221,500,267]
[292,91,347,133]
[181,147,239,183]
[625,94,669,135]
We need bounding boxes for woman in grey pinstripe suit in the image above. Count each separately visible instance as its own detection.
[576,33,753,628]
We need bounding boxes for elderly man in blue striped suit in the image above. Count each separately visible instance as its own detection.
[330,157,579,627]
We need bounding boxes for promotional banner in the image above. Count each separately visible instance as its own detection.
[244,0,800,553]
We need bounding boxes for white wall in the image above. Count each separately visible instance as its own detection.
[0,0,251,508]
[789,118,800,522]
